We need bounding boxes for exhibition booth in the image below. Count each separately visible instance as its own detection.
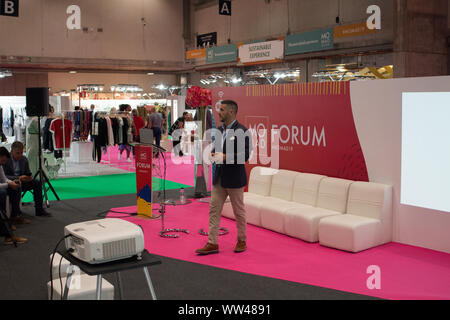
[99,76,450,300]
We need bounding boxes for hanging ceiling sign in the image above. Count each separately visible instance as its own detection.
[238,40,284,65]
[285,28,334,55]
[334,22,377,38]
[206,44,237,64]
[219,0,231,16]
[186,48,206,60]
[197,32,217,48]
[0,0,19,17]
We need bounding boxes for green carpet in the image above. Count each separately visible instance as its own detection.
[22,173,191,202]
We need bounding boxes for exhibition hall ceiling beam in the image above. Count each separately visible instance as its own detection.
[0,57,194,74]
[193,0,219,11]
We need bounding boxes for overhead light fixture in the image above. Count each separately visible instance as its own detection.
[0,70,12,78]
[154,84,168,90]
[147,72,155,76]
[112,84,143,92]
[69,71,77,74]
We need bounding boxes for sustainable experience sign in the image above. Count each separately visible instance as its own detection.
[239,40,284,65]
[285,28,334,55]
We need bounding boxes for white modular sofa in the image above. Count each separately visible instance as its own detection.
[221,166,393,253]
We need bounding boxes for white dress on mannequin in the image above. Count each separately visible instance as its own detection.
[25,118,40,177]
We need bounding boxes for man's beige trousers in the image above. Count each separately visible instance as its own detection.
[208,179,247,245]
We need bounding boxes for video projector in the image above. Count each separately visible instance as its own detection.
[64,219,145,264]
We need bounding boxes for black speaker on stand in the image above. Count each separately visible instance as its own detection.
[25,87,60,207]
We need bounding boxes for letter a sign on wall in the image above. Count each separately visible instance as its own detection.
[0,0,19,17]
[219,0,231,16]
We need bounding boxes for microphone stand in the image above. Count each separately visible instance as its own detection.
[151,144,189,239]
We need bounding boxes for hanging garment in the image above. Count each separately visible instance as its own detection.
[43,118,55,151]
[3,107,10,136]
[126,117,133,144]
[105,116,114,146]
[92,115,109,163]
[10,108,14,137]
[0,107,3,134]
[121,117,131,146]
[81,110,90,141]
[49,118,73,150]
[118,116,123,145]
[111,117,119,145]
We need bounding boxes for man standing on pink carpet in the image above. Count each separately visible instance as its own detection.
[196,100,252,255]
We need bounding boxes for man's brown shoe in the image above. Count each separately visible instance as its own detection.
[234,241,247,253]
[195,243,219,255]
[11,216,31,225]
[4,235,28,245]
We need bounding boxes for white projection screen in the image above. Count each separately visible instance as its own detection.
[401,92,450,213]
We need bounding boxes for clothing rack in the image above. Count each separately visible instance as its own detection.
[92,111,133,165]
[95,111,129,164]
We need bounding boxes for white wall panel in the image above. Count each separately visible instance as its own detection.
[350,76,450,254]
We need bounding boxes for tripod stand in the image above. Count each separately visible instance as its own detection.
[151,145,189,238]
[32,116,60,207]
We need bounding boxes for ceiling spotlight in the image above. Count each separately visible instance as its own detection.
[147,73,155,75]
[156,84,167,90]
[69,71,77,74]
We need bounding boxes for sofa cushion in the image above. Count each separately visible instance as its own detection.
[284,207,341,243]
[292,173,326,206]
[316,178,353,213]
[269,170,298,201]
[260,200,311,234]
[346,182,393,244]
[346,182,392,220]
[248,166,277,196]
[318,214,382,253]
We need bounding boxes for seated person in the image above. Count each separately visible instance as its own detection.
[0,147,30,238]
[3,141,50,217]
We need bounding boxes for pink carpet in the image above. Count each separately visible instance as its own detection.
[100,146,195,187]
[108,201,450,300]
